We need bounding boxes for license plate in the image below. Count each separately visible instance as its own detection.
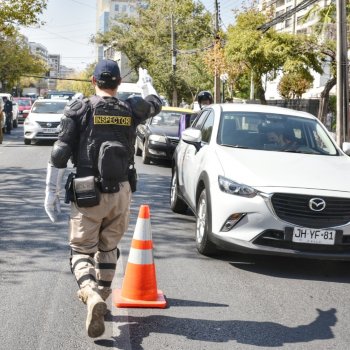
[42,128,57,133]
[292,227,336,245]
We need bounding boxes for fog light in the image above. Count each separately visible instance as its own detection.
[221,213,246,232]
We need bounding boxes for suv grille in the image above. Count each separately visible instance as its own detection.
[271,193,350,228]
[37,121,60,128]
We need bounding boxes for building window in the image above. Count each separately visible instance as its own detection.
[285,17,292,28]
[122,5,126,12]
[115,4,119,11]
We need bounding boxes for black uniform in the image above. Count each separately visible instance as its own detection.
[50,93,162,297]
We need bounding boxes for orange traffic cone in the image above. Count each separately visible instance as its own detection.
[113,205,167,308]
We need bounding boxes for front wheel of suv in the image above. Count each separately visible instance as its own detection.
[24,138,31,145]
[170,170,188,214]
[196,188,217,256]
[142,141,151,164]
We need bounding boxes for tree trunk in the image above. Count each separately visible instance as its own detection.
[256,79,267,105]
[318,77,336,124]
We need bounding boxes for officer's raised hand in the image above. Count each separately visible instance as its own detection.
[136,67,158,97]
[44,164,65,223]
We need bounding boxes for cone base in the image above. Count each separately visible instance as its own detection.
[113,289,167,308]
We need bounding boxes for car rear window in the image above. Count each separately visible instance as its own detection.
[151,111,188,127]
[32,101,67,114]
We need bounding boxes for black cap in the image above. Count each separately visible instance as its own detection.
[93,59,120,82]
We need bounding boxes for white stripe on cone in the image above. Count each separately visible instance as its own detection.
[133,218,152,241]
[128,248,154,265]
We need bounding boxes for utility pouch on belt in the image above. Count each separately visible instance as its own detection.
[128,164,137,193]
[64,172,76,204]
[98,141,128,193]
[73,176,100,207]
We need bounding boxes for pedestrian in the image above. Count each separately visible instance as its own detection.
[3,96,13,134]
[179,98,186,108]
[44,59,162,338]
[197,90,213,109]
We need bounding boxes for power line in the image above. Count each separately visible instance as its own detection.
[258,0,320,32]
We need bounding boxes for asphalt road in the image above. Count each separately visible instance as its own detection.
[1,126,350,350]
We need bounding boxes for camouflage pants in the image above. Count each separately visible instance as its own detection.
[69,181,131,291]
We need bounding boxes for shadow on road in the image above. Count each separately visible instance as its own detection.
[96,308,336,349]
[0,166,70,285]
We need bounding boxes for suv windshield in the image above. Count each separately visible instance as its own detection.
[32,101,67,114]
[218,111,338,156]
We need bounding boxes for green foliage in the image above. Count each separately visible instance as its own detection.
[278,72,313,99]
[0,32,47,91]
[56,64,95,98]
[224,8,321,103]
[94,0,213,103]
[0,0,47,35]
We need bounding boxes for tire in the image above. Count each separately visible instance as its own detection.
[142,142,151,164]
[195,188,217,256]
[170,170,188,214]
[135,140,142,156]
[24,138,31,145]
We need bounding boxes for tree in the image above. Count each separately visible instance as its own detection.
[302,2,350,124]
[94,0,213,104]
[56,64,95,98]
[278,72,313,99]
[0,32,47,92]
[0,0,47,35]
[225,8,322,104]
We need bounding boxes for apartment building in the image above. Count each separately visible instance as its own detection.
[258,0,334,99]
[96,0,141,82]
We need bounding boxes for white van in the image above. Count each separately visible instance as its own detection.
[117,83,142,100]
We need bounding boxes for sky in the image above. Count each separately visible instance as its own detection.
[20,0,244,72]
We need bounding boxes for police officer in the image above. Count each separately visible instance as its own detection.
[44,59,162,338]
[3,96,13,134]
[197,90,213,110]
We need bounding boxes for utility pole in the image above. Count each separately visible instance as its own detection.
[214,0,221,103]
[336,0,349,145]
[171,14,178,107]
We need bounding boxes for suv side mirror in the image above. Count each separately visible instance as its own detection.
[182,128,202,151]
[342,142,350,155]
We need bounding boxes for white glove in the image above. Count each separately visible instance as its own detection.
[136,67,158,98]
[44,163,66,223]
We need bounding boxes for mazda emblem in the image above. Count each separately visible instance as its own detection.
[309,198,326,211]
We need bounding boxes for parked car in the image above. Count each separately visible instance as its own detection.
[135,106,195,164]
[0,97,4,132]
[0,93,19,128]
[117,83,142,100]
[46,90,76,100]
[23,99,68,145]
[14,97,32,122]
[171,103,350,260]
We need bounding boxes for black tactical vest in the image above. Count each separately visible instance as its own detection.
[76,95,135,179]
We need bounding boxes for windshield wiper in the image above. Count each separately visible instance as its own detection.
[221,144,249,149]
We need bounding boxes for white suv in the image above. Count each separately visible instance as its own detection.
[171,103,350,260]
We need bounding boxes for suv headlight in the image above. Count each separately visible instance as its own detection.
[218,175,257,198]
[149,134,166,143]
